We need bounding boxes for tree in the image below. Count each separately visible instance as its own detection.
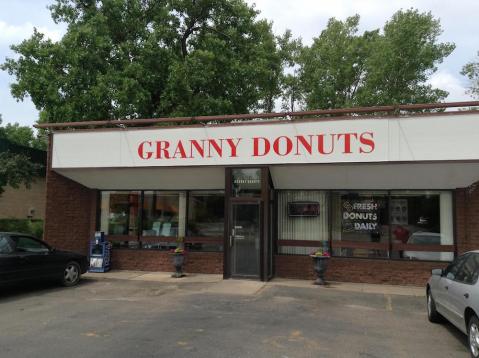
[0,118,47,150]
[0,116,45,195]
[298,9,455,110]
[0,151,42,195]
[2,0,285,123]
[462,52,479,98]
[277,30,304,112]
[299,15,377,109]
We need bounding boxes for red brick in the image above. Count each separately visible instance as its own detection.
[43,169,96,254]
[275,255,443,286]
[111,250,223,274]
[456,185,479,254]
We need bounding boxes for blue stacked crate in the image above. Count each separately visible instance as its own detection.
[89,232,112,273]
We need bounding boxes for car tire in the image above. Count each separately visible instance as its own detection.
[427,289,443,323]
[469,315,479,358]
[61,261,81,287]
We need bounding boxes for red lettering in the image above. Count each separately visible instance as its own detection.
[173,141,187,159]
[273,136,293,156]
[207,139,223,157]
[317,134,335,154]
[156,141,170,159]
[359,132,375,153]
[295,135,313,155]
[138,141,153,159]
[253,137,270,156]
[226,138,242,157]
[337,133,358,154]
[189,140,205,158]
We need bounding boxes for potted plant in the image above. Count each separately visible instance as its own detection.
[170,237,186,278]
[310,243,331,285]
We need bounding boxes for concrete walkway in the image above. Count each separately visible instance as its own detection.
[84,270,425,297]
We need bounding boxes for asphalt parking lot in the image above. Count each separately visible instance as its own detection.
[0,277,469,358]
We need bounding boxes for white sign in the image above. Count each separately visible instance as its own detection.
[51,113,479,169]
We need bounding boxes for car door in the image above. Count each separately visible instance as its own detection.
[448,253,479,333]
[11,235,53,280]
[0,235,20,284]
[436,254,469,321]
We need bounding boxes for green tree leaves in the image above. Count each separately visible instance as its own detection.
[0,151,42,195]
[298,9,455,109]
[2,0,285,122]
[0,117,46,195]
[0,118,47,150]
[1,4,459,120]
[462,52,479,99]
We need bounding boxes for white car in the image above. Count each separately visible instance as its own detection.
[427,251,479,357]
[403,232,443,261]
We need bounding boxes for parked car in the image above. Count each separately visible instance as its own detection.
[0,232,88,287]
[403,232,442,261]
[426,251,479,357]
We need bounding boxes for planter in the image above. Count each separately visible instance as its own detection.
[171,253,186,278]
[310,256,330,285]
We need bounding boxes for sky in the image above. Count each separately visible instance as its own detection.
[0,0,478,127]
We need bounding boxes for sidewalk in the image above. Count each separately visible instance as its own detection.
[84,270,426,297]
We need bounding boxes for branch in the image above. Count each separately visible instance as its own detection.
[181,23,201,58]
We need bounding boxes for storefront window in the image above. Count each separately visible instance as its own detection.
[187,191,224,251]
[277,191,329,255]
[390,191,453,261]
[100,191,140,236]
[187,191,224,237]
[142,191,186,238]
[231,168,262,197]
[100,190,226,251]
[331,191,389,258]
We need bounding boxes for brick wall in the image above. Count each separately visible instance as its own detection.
[0,180,46,220]
[43,169,97,254]
[43,138,479,285]
[111,249,223,274]
[456,185,479,254]
[275,255,446,286]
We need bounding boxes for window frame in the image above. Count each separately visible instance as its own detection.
[100,190,141,238]
[98,189,225,252]
[276,188,456,262]
[11,235,51,254]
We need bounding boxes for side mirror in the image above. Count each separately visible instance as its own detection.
[431,268,443,276]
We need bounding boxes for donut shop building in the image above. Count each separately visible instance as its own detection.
[38,102,479,285]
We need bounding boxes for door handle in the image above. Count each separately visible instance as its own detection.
[464,293,469,299]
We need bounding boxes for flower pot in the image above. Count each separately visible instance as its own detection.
[171,253,185,278]
[311,256,330,285]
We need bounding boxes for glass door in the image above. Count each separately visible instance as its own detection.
[230,202,260,278]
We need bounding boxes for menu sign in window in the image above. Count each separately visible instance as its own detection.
[231,168,262,197]
[288,202,320,217]
[342,199,379,233]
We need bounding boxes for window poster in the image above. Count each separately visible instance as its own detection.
[391,199,408,225]
[342,198,380,233]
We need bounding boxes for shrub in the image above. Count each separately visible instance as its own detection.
[0,219,44,239]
